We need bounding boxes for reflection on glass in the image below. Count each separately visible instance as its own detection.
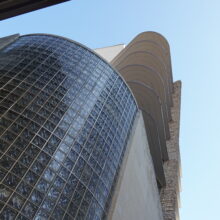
[0,35,137,219]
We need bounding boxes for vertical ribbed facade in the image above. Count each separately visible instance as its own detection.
[110,32,174,188]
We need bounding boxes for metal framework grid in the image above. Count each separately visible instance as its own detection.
[0,35,137,219]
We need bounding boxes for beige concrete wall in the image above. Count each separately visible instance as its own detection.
[94,44,125,62]
[108,112,163,220]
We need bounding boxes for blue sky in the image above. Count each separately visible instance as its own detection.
[1,0,219,219]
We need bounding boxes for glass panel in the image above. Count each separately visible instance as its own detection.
[0,34,137,219]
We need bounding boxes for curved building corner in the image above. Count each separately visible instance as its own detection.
[95,31,181,220]
[0,34,137,220]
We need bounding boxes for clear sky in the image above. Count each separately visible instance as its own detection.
[1,0,219,219]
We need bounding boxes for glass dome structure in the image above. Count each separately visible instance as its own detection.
[0,34,137,220]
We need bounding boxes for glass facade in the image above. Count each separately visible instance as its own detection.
[0,35,137,219]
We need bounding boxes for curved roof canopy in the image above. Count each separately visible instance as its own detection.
[0,0,69,20]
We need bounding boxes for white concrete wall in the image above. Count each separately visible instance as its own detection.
[108,112,163,220]
[94,44,125,62]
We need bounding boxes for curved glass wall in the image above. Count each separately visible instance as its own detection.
[0,35,137,220]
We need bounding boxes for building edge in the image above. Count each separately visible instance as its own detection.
[160,80,182,220]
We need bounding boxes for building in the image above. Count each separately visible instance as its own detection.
[0,32,181,220]
[95,32,181,220]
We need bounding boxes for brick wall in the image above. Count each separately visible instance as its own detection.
[160,81,182,220]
